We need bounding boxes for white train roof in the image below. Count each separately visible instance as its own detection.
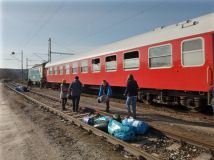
[46,12,214,68]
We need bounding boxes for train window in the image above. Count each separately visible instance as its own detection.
[105,55,117,71]
[80,60,88,73]
[182,38,204,66]
[72,62,78,74]
[59,66,63,75]
[123,51,139,69]
[149,44,172,68]
[54,67,58,75]
[49,67,52,75]
[92,58,100,72]
[65,64,70,74]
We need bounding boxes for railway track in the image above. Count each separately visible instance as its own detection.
[6,82,213,159]
[6,82,158,160]
[28,90,214,150]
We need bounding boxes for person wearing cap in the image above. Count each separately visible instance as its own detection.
[69,76,83,112]
[124,74,139,119]
[98,80,112,113]
[60,79,68,110]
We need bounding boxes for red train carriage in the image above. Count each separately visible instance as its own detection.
[45,13,214,110]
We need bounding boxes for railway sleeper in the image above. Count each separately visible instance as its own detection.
[5,83,158,160]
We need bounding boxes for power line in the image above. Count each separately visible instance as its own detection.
[20,0,53,48]
[64,1,167,49]
[22,0,66,48]
[51,40,79,53]
[55,0,128,50]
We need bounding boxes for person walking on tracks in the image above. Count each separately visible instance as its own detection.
[124,74,139,119]
[40,78,45,89]
[98,80,112,113]
[60,79,68,111]
[69,76,83,112]
[27,79,32,90]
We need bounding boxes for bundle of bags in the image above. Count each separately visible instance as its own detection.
[15,86,29,92]
[82,114,149,141]
[82,115,112,132]
[108,119,135,141]
[122,117,149,135]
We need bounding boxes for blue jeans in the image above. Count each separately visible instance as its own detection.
[126,96,137,117]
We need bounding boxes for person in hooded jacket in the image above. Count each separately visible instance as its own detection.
[98,80,112,113]
[60,79,68,110]
[124,74,139,119]
[69,76,83,112]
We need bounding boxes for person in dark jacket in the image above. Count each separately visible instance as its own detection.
[98,80,112,113]
[69,76,83,112]
[124,74,139,119]
[40,77,46,89]
[27,79,32,90]
[60,79,68,111]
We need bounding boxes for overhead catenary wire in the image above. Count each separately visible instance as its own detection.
[20,0,53,48]
[51,40,79,53]
[53,0,128,50]
[63,1,168,50]
[22,0,67,49]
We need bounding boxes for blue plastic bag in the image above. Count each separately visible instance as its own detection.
[94,116,112,124]
[108,119,135,141]
[114,130,135,141]
[82,116,94,125]
[15,86,28,92]
[122,118,149,135]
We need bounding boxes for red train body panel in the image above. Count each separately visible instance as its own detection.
[46,32,214,92]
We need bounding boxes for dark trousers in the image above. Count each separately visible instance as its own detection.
[106,100,110,112]
[62,98,67,109]
[72,96,80,112]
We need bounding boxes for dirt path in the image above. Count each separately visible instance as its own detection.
[0,83,129,160]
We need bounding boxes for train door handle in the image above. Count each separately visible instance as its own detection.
[207,66,213,85]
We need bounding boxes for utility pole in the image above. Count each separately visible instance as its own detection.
[48,38,51,62]
[21,50,23,82]
[26,58,28,69]
[47,38,74,62]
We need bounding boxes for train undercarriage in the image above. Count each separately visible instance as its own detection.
[138,89,209,112]
[44,83,211,112]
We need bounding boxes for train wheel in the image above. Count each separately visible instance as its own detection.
[186,98,197,112]
[143,94,153,105]
[180,96,187,106]
[194,97,206,112]
[138,92,144,102]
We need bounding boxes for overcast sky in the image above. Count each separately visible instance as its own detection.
[0,0,213,69]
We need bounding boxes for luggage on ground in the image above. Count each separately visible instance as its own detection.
[82,115,95,125]
[108,119,135,141]
[15,86,29,92]
[94,116,111,124]
[93,116,112,132]
[122,118,149,135]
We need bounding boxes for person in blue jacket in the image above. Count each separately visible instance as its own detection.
[98,80,112,112]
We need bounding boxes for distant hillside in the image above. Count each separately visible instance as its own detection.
[0,68,28,80]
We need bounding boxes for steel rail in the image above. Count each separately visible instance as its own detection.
[24,86,214,151]
[5,83,158,160]
[9,82,214,151]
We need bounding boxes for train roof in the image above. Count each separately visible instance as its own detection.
[46,12,214,68]
[30,62,48,69]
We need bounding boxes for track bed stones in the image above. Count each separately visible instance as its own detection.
[3,85,132,160]
[5,82,214,160]
[193,152,213,160]
[166,143,181,151]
